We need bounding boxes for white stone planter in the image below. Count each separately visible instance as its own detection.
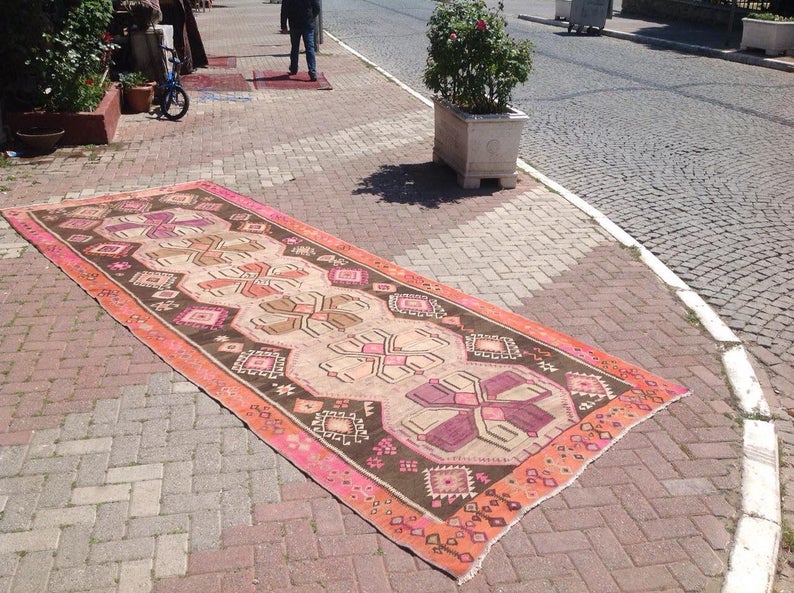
[555,0,572,20]
[432,97,528,189]
[740,17,794,56]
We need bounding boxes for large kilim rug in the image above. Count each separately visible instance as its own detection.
[2,181,688,582]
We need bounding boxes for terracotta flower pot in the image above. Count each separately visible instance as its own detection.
[124,83,155,113]
[16,127,65,153]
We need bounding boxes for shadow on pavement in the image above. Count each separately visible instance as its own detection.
[353,162,505,208]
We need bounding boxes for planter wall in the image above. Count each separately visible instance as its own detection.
[740,18,794,55]
[3,85,122,145]
[622,0,748,28]
[432,98,528,189]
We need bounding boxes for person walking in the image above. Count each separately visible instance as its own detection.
[283,0,320,81]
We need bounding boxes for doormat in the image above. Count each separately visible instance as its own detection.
[252,70,332,90]
[180,72,250,91]
[2,181,688,583]
[207,56,238,68]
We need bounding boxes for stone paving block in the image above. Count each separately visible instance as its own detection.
[93,501,131,543]
[317,533,379,558]
[59,413,92,441]
[0,528,60,554]
[254,500,312,523]
[130,479,163,517]
[168,427,221,448]
[285,519,319,562]
[511,554,576,581]
[0,492,40,532]
[0,447,28,478]
[54,437,113,456]
[76,452,111,487]
[162,492,220,515]
[154,573,222,593]
[10,550,53,593]
[188,544,255,575]
[668,560,710,592]
[71,483,130,505]
[544,507,605,531]
[162,461,193,495]
[388,566,458,593]
[54,524,91,568]
[108,434,142,466]
[141,418,171,449]
[34,505,96,528]
[194,472,249,493]
[107,463,164,483]
[127,514,189,539]
[691,515,731,550]
[91,536,156,564]
[611,565,680,592]
[119,559,153,593]
[138,445,196,464]
[613,483,659,521]
[661,477,717,496]
[220,568,256,593]
[155,532,189,579]
[188,509,222,552]
[678,536,725,577]
[252,541,290,590]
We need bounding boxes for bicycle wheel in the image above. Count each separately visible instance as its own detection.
[160,86,189,121]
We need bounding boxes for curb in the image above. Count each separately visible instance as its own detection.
[519,164,781,593]
[517,14,794,73]
[328,28,780,593]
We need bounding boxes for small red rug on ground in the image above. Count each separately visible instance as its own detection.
[252,70,332,90]
[180,72,250,91]
[207,56,238,68]
[1,181,688,583]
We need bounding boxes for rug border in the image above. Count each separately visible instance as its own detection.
[1,180,691,582]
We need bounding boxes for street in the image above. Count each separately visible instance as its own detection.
[321,0,794,372]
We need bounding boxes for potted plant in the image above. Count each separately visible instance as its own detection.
[424,0,533,189]
[1,0,122,145]
[119,71,155,113]
[740,12,794,56]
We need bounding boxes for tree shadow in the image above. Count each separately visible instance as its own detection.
[353,162,504,209]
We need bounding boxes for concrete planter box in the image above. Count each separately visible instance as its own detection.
[555,0,572,20]
[3,85,122,145]
[432,97,528,189]
[740,18,794,56]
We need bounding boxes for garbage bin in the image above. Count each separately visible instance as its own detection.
[567,0,612,33]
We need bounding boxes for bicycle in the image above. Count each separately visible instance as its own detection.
[156,45,190,121]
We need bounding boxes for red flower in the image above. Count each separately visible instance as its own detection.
[102,32,113,42]
[449,32,458,40]
[86,79,94,86]
[476,19,487,31]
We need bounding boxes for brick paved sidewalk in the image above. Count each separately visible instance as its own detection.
[0,1,751,591]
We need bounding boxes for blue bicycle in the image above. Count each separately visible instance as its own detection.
[157,45,189,120]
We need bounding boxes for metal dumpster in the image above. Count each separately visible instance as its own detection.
[567,0,613,33]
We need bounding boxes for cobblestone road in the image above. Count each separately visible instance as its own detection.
[322,0,794,366]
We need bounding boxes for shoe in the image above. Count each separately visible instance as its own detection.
[309,73,317,81]
[288,69,297,75]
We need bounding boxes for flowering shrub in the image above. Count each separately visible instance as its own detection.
[31,0,116,112]
[424,0,533,114]
[747,12,794,20]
